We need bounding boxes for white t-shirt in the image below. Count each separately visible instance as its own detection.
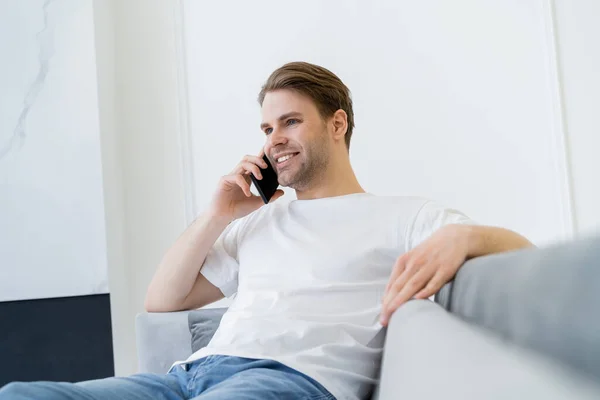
[173,193,474,400]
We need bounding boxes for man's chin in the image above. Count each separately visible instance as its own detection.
[277,168,310,190]
[276,170,294,187]
[280,178,310,192]
[277,178,294,188]
[278,177,300,190]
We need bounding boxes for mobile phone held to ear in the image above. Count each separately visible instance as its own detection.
[250,154,279,204]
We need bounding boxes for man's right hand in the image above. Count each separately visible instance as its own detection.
[208,154,284,222]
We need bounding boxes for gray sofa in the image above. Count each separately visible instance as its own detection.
[136,235,600,399]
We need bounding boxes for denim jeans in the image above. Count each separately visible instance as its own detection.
[0,355,335,400]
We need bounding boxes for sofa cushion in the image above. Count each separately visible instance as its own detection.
[136,311,192,374]
[188,307,227,353]
[435,234,600,380]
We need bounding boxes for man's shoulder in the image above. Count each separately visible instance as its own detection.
[372,194,430,203]
[228,199,285,230]
[367,194,432,210]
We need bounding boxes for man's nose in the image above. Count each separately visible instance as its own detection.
[266,127,288,149]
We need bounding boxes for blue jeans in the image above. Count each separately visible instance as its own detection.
[0,355,335,400]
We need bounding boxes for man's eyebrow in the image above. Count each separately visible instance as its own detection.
[260,112,303,130]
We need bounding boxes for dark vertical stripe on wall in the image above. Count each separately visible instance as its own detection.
[0,294,114,386]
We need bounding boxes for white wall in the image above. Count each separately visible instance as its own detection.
[553,0,600,237]
[93,0,600,375]
[182,0,576,246]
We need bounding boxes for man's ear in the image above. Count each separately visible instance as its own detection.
[331,109,348,143]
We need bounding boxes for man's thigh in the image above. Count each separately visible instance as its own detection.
[193,367,334,400]
[0,372,187,400]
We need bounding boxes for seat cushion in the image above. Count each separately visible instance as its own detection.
[188,308,227,353]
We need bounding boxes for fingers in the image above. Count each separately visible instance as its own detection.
[243,155,268,169]
[241,162,263,180]
[232,155,268,177]
[383,254,424,306]
[414,269,453,299]
[230,174,252,197]
[393,266,435,305]
[384,253,407,296]
[381,260,436,326]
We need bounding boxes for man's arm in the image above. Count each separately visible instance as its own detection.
[380,224,534,325]
[145,152,285,313]
[463,225,535,259]
[144,212,230,313]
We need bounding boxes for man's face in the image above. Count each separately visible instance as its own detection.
[261,90,330,190]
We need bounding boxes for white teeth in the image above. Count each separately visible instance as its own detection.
[277,154,294,163]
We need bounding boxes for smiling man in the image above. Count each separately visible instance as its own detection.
[0,62,533,400]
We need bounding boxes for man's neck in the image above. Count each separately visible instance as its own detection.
[294,158,365,200]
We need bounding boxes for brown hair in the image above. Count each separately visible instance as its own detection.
[258,62,355,149]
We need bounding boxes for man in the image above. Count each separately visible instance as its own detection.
[0,62,533,399]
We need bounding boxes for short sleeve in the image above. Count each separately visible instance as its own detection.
[200,220,242,297]
[405,200,476,251]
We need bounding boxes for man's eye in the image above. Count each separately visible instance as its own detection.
[265,128,273,135]
[286,119,299,126]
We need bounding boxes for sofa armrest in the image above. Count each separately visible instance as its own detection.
[377,300,600,399]
[435,235,600,379]
[135,311,192,374]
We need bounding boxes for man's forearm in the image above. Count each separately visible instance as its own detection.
[144,212,231,312]
[460,224,535,259]
[381,223,535,324]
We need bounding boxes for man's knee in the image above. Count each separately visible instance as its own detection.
[0,382,34,399]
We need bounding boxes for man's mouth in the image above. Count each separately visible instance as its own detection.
[273,152,299,169]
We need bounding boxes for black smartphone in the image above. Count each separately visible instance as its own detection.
[250,154,279,204]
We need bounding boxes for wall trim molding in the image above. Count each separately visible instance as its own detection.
[541,0,576,238]
[173,0,197,224]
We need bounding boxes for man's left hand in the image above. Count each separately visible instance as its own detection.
[380,224,469,326]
